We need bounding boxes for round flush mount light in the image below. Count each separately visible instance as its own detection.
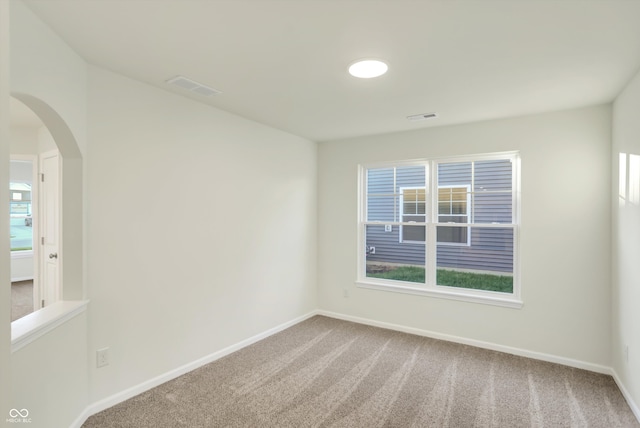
[348,59,388,78]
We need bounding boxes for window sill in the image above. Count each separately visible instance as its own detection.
[11,300,89,353]
[11,250,33,259]
[356,280,523,309]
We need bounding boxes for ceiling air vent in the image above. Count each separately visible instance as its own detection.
[407,112,438,122]
[165,75,222,97]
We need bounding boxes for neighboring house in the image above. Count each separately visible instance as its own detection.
[366,159,513,274]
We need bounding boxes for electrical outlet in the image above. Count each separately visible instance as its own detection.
[96,347,110,368]
[343,288,349,298]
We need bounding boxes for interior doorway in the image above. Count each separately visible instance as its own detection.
[9,96,60,321]
[10,158,36,321]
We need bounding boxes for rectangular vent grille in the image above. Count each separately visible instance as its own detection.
[166,75,221,97]
[407,112,438,121]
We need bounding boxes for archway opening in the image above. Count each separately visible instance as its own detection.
[9,94,83,323]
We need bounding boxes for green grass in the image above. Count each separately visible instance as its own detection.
[369,266,425,283]
[368,266,513,293]
[11,247,33,252]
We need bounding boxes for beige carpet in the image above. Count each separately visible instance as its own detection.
[11,280,33,322]
[83,316,639,427]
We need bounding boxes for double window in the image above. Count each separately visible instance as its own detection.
[358,152,520,307]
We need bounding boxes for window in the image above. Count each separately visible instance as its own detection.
[359,152,520,307]
[437,186,470,245]
[10,182,33,252]
[400,187,426,243]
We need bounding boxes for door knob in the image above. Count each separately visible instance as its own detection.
[49,253,58,259]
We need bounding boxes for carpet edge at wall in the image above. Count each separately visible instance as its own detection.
[71,309,640,427]
[70,311,319,428]
[318,309,639,424]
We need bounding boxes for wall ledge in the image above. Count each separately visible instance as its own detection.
[11,299,88,352]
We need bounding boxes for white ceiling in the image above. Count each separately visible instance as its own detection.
[22,0,640,142]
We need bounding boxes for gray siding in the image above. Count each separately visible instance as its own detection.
[367,224,425,265]
[366,159,514,274]
[367,166,426,265]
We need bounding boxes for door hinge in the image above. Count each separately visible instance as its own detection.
[41,173,44,182]
[41,237,45,245]
[41,299,45,308]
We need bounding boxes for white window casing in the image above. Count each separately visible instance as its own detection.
[358,152,521,308]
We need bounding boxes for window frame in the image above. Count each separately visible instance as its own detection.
[398,186,427,244]
[357,151,521,309]
[436,184,471,246]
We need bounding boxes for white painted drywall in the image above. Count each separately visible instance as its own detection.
[86,66,317,403]
[10,2,87,157]
[612,68,640,411]
[0,0,12,418]
[10,253,33,282]
[10,127,38,155]
[318,106,612,366]
[11,312,88,428]
[7,2,89,427]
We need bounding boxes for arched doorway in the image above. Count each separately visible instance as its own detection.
[9,94,84,321]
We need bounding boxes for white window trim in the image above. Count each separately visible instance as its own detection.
[358,151,521,308]
[436,184,471,247]
[399,186,426,244]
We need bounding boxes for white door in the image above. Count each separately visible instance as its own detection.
[39,151,60,308]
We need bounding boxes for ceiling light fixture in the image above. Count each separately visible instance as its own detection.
[348,59,388,78]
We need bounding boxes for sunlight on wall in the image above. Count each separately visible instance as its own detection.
[619,152,640,206]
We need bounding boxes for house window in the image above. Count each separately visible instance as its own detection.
[437,186,470,245]
[400,187,426,243]
[10,182,33,252]
[359,152,520,308]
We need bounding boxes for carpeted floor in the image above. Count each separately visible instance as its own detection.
[11,280,33,322]
[83,316,639,427]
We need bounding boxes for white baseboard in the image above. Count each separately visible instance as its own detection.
[71,309,639,427]
[317,310,612,374]
[611,369,640,423]
[318,310,640,424]
[71,310,319,428]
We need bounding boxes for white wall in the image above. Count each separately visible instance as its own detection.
[0,0,12,418]
[612,68,640,412]
[11,313,88,427]
[318,105,612,367]
[86,66,317,403]
[10,124,57,156]
[7,2,88,427]
[10,254,32,282]
[10,2,87,157]
[10,127,38,155]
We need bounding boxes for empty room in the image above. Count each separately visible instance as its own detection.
[1,0,640,427]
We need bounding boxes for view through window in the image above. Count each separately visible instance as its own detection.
[10,182,33,252]
[360,153,519,301]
